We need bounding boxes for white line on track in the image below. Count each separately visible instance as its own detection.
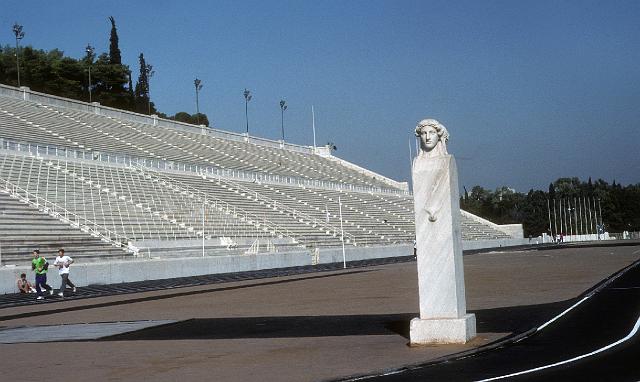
[345,369,404,381]
[476,257,640,382]
[342,256,640,382]
[476,315,640,382]
[536,258,639,332]
[536,296,591,331]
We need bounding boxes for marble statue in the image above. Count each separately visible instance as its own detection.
[415,118,449,157]
[410,119,476,344]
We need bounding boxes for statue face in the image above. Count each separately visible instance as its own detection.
[418,125,439,152]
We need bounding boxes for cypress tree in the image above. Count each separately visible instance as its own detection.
[135,54,148,96]
[108,16,122,65]
[96,17,130,109]
[134,53,155,114]
[134,53,149,113]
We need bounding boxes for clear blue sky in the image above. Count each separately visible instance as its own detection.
[2,0,639,191]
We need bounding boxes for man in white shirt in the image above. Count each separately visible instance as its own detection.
[53,248,76,297]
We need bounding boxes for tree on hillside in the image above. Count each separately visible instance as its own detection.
[101,16,132,109]
[0,45,135,110]
[548,183,556,200]
[96,17,132,109]
[0,46,78,96]
[90,52,132,110]
[192,113,209,126]
[108,16,122,65]
[171,111,209,126]
[0,46,19,87]
[553,177,582,198]
[0,46,7,84]
[134,53,155,114]
[523,189,549,236]
[13,47,84,99]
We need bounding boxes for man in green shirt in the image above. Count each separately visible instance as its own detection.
[31,249,53,300]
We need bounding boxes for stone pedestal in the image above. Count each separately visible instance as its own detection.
[410,315,476,344]
[410,153,476,345]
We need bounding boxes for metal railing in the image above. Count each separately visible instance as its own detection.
[0,84,412,192]
[0,147,406,247]
[0,176,136,255]
[1,152,280,245]
[0,138,410,196]
[203,169,359,245]
[130,164,302,243]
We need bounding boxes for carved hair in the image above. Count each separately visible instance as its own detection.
[415,119,449,144]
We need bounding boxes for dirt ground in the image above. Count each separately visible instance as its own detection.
[1,245,638,382]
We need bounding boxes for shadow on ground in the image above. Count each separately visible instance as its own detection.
[102,299,574,341]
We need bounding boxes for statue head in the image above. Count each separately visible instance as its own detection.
[415,119,449,155]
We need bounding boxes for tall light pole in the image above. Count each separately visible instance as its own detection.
[583,196,589,236]
[311,105,317,149]
[338,196,346,269]
[279,99,287,141]
[598,198,603,227]
[587,196,595,232]
[202,173,206,257]
[578,197,584,236]
[562,198,567,237]
[12,23,25,87]
[194,78,203,125]
[85,44,95,103]
[595,198,602,240]
[553,198,558,239]
[547,199,552,240]
[244,89,252,134]
[574,197,579,237]
[568,203,574,239]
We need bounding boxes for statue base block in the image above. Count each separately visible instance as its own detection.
[409,314,476,345]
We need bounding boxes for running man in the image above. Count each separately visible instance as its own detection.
[53,249,76,297]
[31,249,53,300]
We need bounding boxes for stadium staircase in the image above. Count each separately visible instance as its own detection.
[0,188,131,263]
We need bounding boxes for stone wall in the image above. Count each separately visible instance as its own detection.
[461,210,524,238]
[0,244,413,294]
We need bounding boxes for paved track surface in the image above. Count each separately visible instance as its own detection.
[1,245,639,382]
[337,259,640,381]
